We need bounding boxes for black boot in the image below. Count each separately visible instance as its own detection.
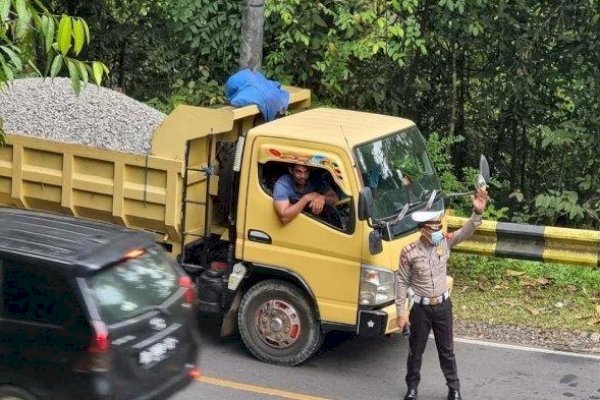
[404,388,418,400]
[447,389,462,400]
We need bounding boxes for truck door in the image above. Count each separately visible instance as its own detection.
[239,137,363,326]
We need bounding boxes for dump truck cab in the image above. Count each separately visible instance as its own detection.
[223,107,444,365]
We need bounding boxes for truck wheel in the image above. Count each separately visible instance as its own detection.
[0,386,37,400]
[238,280,322,366]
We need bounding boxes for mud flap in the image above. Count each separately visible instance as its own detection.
[220,289,243,337]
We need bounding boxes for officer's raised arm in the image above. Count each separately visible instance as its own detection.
[447,188,488,248]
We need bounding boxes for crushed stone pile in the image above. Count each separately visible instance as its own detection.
[0,78,166,155]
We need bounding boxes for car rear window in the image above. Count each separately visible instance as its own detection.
[87,246,180,324]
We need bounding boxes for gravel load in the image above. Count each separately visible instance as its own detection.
[0,78,166,155]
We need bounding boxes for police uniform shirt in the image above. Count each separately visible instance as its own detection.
[394,212,483,316]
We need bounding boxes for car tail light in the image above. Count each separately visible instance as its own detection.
[179,275,196,305]
[75,321,111,372]
[90,321,110,353]
[187,366,201,379]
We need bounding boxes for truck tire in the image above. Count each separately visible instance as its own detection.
[0,386,37,400]
[238,280,322,366]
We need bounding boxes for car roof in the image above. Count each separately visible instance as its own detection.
[248,107,415,148]
[0,207,154,273]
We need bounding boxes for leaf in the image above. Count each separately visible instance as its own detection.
[525,306,540,316]
[0,0,10,22]
[30,4,42,29]
[596,305,600,316]
[82,18,90,45]
[504,269,526,277]
[535,277,550,286]
[509,190,524,202]
[15,0,32,39]
[0,55,14,81]
[26,59,41,76]
[67,60,80,95]
[45,17,55,54]
[49,54,62,77]
[57,15,72,55]
[92,61,103,85]
[0,46,22,70]
[73,18,85,55]
[77,60,88,85]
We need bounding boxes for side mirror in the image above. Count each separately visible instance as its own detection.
[358,187,374,221]
[475,155,490,190]
[369,230,383,255]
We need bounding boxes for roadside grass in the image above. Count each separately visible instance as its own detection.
[448,254,600,332]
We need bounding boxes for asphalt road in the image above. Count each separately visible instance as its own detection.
[172,316,600,400]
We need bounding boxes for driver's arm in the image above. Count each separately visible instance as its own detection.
[274,194,317,225]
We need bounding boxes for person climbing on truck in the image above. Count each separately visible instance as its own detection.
[272,164,339,225]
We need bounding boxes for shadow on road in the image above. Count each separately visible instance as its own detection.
[195,312,408,368]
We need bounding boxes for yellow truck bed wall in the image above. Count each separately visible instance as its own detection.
[1,86,311,256]
[0,134,184,248]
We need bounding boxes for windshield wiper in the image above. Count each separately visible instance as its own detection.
[139,304,171,317]
[386,189,440,224]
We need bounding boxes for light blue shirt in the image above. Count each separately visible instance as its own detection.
[273,174,331,203]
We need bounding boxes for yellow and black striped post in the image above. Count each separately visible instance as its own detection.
[447,216,600,268]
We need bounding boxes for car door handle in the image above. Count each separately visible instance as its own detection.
[248,230,272,244]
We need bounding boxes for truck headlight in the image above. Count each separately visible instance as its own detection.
[359,264,395,306]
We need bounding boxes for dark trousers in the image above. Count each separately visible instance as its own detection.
[406,299,460,390]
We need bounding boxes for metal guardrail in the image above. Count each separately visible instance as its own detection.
[447,216,600,268]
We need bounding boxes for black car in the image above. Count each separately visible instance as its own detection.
[0,208,200,400]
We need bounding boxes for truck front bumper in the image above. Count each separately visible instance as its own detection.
[357,303,399,336]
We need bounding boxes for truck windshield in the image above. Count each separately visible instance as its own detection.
[355,127,443,234]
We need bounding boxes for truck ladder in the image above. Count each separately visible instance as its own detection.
[180,135,214,268]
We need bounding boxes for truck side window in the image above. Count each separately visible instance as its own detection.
[259,161,353,232]
[2,261,79,326]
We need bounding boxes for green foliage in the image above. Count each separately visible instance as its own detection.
[534,190,586,225]
[0,0,108,143]
[449,254,600,331]
[426,132,465,194]
[0,1,108,90]
[263,0,425,109]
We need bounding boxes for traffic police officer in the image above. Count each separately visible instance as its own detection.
[395,188,488,400]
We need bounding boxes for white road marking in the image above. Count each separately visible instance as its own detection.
[453,336,600,360]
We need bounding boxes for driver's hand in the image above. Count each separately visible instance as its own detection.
[309,194,326,215]
[303,192,319,202]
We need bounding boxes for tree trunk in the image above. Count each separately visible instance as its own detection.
[240,0,265,71]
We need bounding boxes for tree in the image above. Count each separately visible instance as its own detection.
[0,0,109,138]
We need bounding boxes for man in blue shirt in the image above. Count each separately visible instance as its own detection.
[273,164,339,225]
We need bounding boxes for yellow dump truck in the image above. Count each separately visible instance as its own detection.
[1,87,448,366]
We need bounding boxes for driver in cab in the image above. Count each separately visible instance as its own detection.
[273,164,338,224]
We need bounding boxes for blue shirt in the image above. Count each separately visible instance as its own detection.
[273,174,331,203]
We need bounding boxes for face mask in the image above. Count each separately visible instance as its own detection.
[422,229,444,246]
[430,230,444,246]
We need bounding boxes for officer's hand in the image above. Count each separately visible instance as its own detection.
[396,315,409,331]
[310,194,326,215]
[472,188,488,214]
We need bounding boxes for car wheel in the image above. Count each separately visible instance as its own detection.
[0,386,37,400]
[238,280,322,366]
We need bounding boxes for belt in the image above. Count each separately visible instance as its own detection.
[413,290,450,306]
